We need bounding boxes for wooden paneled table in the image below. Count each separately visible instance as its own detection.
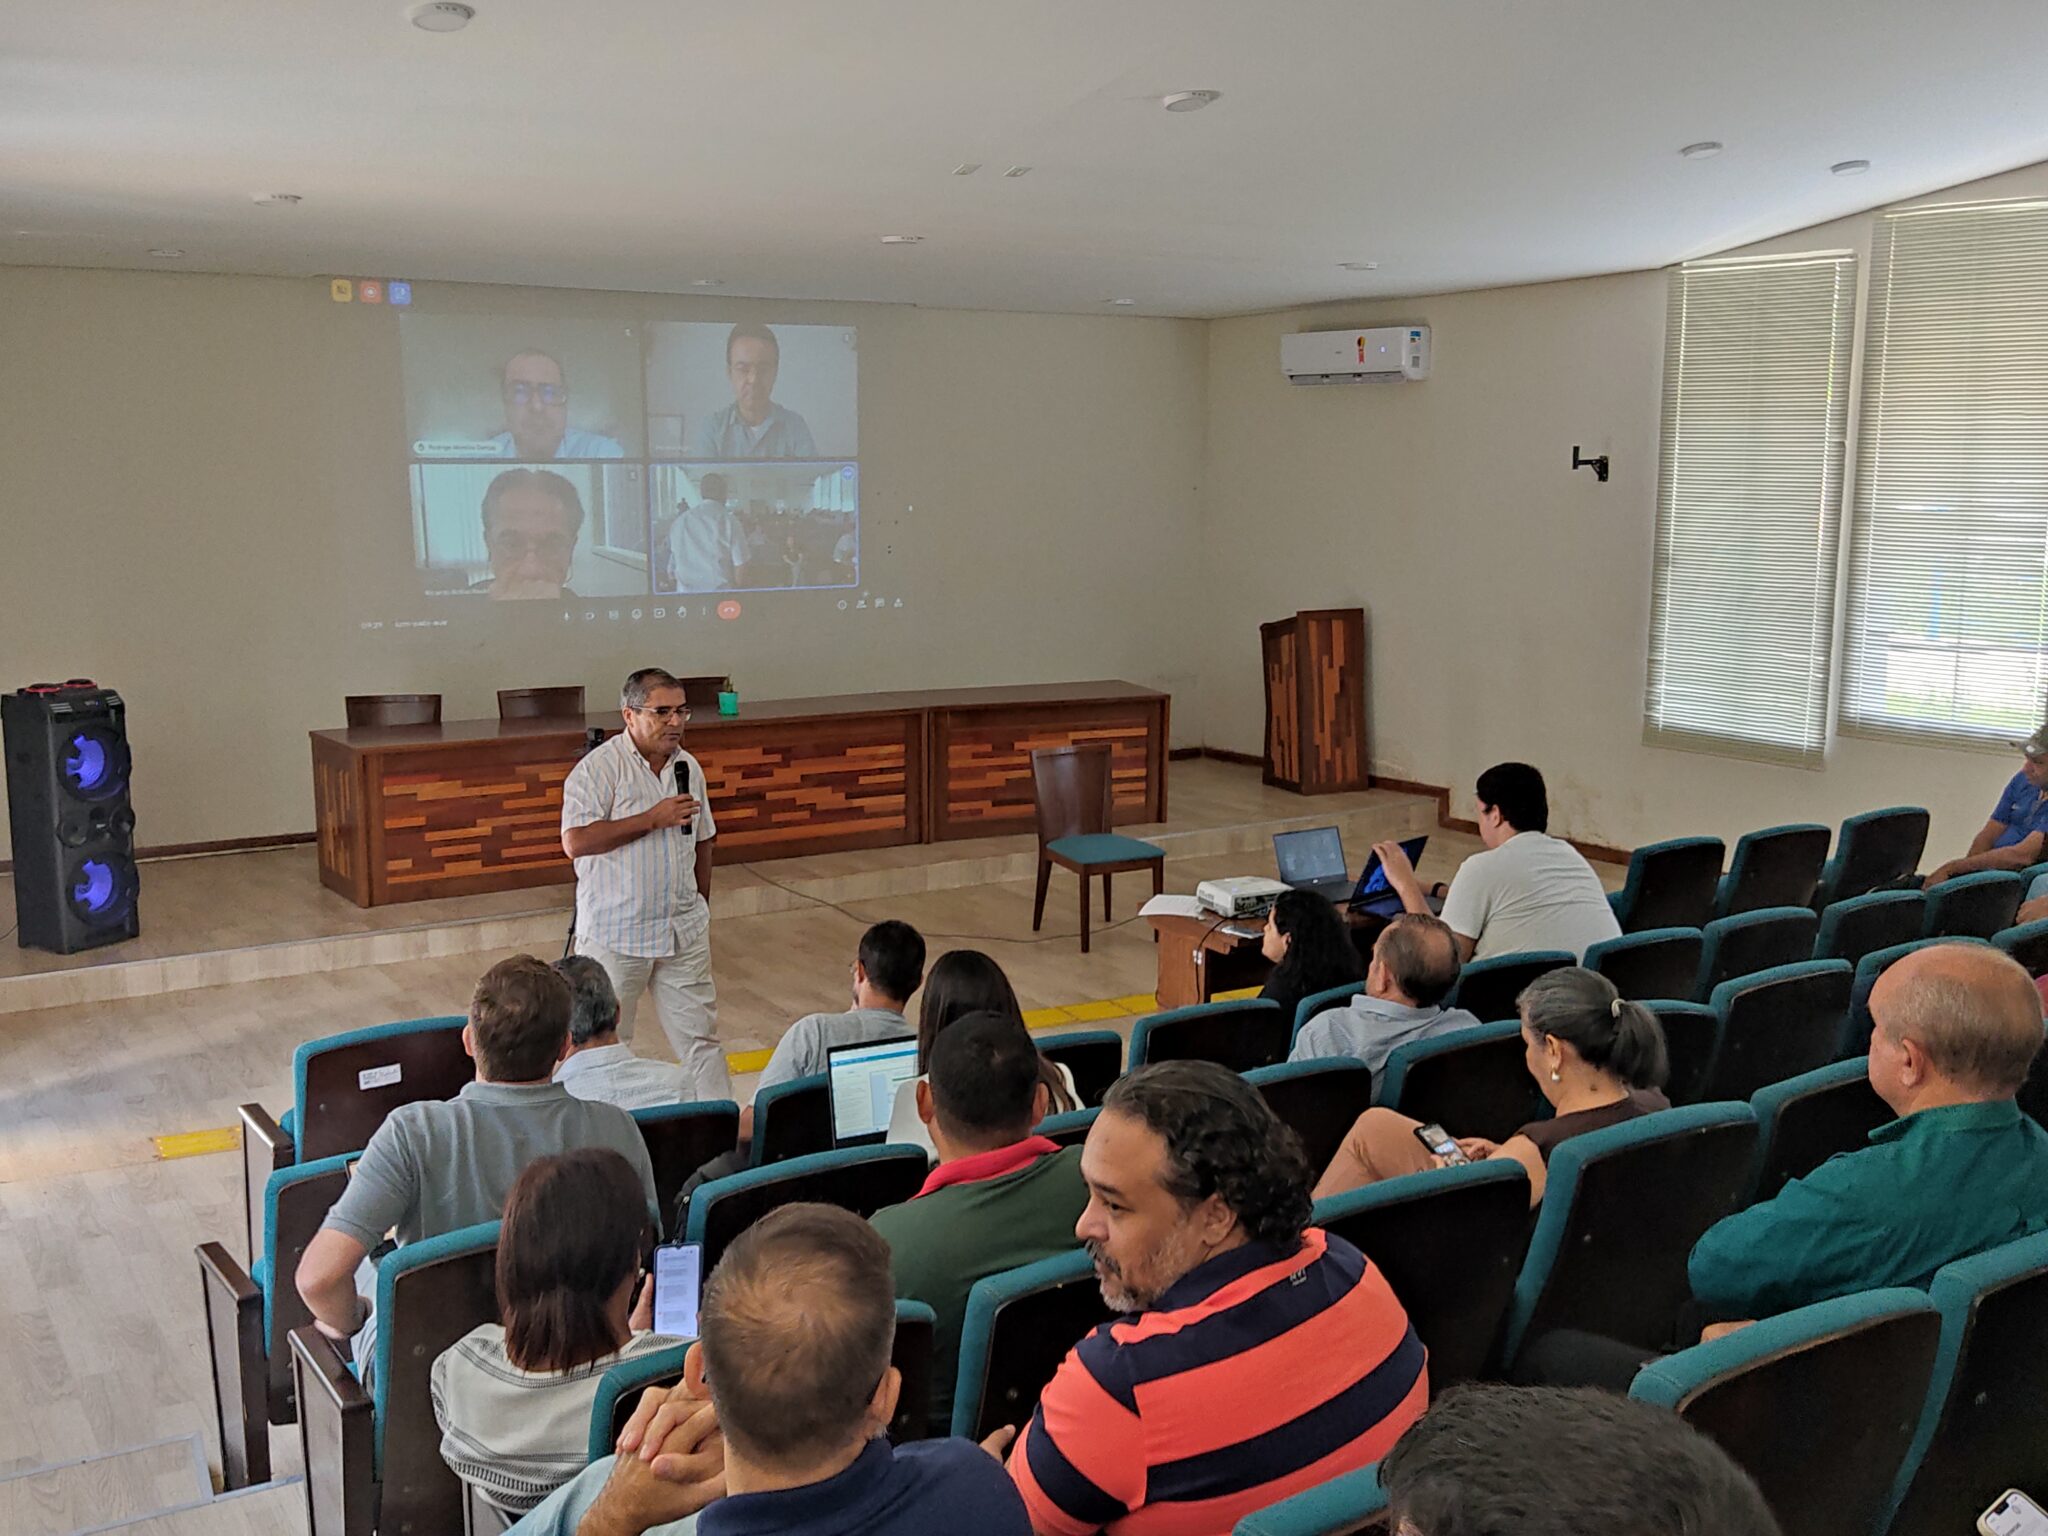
[311,681,1169,907]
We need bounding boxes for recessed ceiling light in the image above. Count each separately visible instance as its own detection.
[1106,298,1136,306]
[252,193,303,207]
[147,248,184,259]
[1162,90,1222,113]
[407,1,475,32]
[952,163,982,176]
[879,234,924,245]
[1003,165,1032,178]
[1831,159,1871,176]
[1339,260,1380,271]
[689,278,724,286]
[1679,141,1724,160]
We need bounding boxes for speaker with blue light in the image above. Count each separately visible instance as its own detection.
[3,681,140,953]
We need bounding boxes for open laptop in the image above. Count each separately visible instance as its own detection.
[1348,835,1430,917]
[1273,826,1358,902]
[826,1036,919,1148]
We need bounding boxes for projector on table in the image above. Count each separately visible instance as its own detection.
[1195,876,1292,919]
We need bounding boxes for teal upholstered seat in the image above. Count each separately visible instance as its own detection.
[1232,1462,1386,1534]
[1046,832,1165,864]
[1631,1287,1940,1536]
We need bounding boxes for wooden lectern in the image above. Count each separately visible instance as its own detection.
[1260,608,1368,794]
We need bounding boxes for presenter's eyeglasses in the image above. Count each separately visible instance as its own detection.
[508,382,568,406]
[633,705,692,721]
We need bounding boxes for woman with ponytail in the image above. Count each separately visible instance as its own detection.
[1312,966,1670,1206]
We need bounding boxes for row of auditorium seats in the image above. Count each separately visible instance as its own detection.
[342,674,732,728]
[277,1088,2047,1536]
[1584,876,2035,1005]
[205,866,2048,1523]
[1239,1228,2048,1536]
[1608,802,2048,938]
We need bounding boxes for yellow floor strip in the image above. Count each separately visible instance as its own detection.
[1021,1006,1075,1028]
[725,1047,776,1076]
[155,1126,240,1160]
[1061,999,1131,1022]
[1112,993,1160,1013]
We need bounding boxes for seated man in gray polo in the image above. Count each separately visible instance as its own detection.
[295,954,657,1368]
[554,955,690,1111]
[738,919,926,1147]
[1292,913,1480,1078]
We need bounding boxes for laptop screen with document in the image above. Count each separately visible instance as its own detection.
[826,1036,919,1147]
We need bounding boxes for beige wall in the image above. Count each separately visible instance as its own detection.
[1197,160,2048,857]
[8,154,2045,858]
[0,271,1207,846]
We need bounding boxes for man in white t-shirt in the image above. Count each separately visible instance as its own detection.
[1373,762,1621,963]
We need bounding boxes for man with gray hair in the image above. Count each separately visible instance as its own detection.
[561,668,730,1102]
[1290,912,1481,1078]
[553,955,689,1110]
[1689,941,2048,1320]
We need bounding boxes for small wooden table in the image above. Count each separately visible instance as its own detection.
[1145,902,1418,1012]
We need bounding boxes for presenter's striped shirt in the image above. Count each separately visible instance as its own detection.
[1008,1228,1426,1536]
[560,732,715,958]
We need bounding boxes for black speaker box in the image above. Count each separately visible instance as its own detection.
[3,682,140,953]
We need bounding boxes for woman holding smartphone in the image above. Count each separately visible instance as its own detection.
[1312,967,1670,1205]
[432,1148,683,1519]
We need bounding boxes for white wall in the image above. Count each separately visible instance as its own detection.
[1197,160,2048,857]
[0,271,1207,846]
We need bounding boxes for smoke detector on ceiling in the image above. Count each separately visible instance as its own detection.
[408,2,476,33]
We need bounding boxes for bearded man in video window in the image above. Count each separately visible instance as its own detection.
[475,468,583,600]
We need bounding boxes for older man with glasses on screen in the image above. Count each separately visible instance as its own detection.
[561,668,730,1101]
[477,468,585,600]
[490,349,625,460]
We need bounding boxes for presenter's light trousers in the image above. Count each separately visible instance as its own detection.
[576,933,732,1102]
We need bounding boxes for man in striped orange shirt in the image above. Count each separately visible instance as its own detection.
[997,1061,1428,1536]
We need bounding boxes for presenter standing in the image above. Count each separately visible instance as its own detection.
[560,667,731,1101]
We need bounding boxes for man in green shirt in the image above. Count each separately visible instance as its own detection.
[869,1011,1089,1433]
[1689,942,2048,1320]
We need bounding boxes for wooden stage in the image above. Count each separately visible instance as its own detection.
[312,680,1169,907]
[0,759,1447,1017]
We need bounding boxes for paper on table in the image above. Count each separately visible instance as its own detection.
[1138,893,1207,920]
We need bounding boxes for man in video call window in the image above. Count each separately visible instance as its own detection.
[686,322,818,460]
[475,468,583,600]
[667,472,749,593]
[490,350,625,460]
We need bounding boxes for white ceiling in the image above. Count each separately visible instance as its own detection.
[6,0,2048,318]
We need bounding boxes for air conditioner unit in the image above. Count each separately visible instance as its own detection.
[1280,325,1430,385]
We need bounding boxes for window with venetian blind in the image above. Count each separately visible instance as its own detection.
[1643,251,1857,765]
[1838,199,2048,748]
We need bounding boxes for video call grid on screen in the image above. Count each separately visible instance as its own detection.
[398,316,859,603]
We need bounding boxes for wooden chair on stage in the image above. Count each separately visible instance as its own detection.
[344,693,440,728]
[497,685,586,719]
[677,674,732,709]
[1030,745,1165,953]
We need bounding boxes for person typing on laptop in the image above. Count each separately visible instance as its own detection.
[1372,764,1620,963]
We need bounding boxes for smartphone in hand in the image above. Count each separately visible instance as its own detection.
[1412,1122,1471,1165]
[650,1241,703,1337]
